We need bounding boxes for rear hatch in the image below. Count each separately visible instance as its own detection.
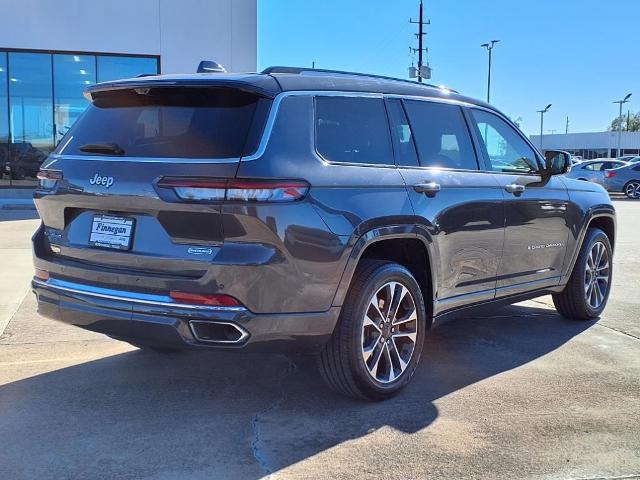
[34,82,273,286]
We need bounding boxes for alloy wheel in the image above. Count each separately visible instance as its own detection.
[584,241,610,309]
[625,181,640,199]
[361,281,418,384]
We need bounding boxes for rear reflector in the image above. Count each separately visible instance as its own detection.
[169,291,242,307]
[37,170,63,189]
[604,171,617,178]
[34,269,49,281]
[158,178,309,203]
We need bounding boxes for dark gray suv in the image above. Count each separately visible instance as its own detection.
[32,67,616,400]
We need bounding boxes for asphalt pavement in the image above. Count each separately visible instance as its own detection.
[0,199,638,480]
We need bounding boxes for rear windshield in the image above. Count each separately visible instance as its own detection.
[57,87,270,159]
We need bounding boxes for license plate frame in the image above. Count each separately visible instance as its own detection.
[89,214,135,251]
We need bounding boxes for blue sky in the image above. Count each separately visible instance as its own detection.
[258,0,639,136]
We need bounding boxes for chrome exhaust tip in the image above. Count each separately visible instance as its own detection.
[189,320,249,344]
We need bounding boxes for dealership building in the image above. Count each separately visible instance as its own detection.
[0,0,257,185]
[530,131,640,159]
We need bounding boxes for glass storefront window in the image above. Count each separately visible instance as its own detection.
[53,54,96,144]
[0,50,159,185]
[0,53,8,143]
[97,56,159,82]
[0,53,9,179]
[8,52,53,180]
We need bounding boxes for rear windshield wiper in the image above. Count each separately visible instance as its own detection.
[79,143,125,156]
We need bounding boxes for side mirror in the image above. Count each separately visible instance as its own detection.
[543,150,572,179]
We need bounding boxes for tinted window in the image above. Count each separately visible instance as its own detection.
[404,100,478,170]
[386,99,418,166]
[470,109,539,173]
[58,87,266,159]
[584,162,604,171]
[315,96,393,165]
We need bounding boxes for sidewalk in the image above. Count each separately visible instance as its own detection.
[0,217,40,337]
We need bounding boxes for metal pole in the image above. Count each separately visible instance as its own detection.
[540,111,544,150]
[613,94,632,158]
[417,0,423,83]
[618,101,623,157]
[487,47,492,103]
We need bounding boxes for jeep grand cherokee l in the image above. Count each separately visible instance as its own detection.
[32,67,615,400]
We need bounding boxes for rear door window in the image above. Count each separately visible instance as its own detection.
[403,100,478,170]
[386,98,419,167]
[315,96,393,165]
[57,87,269,159]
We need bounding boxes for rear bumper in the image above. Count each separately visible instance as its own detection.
[32,278,339,353]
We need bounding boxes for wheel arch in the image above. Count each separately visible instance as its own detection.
[331,226,436,325]
[562,208,616,284]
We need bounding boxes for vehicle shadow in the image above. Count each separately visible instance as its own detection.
[0,303,595,479]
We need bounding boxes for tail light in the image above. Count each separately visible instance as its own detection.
[37,170,63,189]
[157,178,309,203]
[169,291,242,307]
[604,171,617,178]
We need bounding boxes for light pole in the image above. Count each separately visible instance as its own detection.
[480,40,499,103]
[536,104,552,150]
[613,93,632,158]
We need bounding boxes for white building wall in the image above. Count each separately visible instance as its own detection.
[0,0,256,73]
[530,131,640,151]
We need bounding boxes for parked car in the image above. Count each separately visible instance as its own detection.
[604,162,640,198]
[0,142,48,180]
[31,67,616,400]
[0,144,9,178]
[617,155,640,162]
[565,159,628,187]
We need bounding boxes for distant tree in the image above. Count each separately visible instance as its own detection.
[609,111,640,132]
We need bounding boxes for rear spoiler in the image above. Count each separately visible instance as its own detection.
[84,78,279,102]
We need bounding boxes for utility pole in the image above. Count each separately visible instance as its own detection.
[409,1,430,83]
[627,110,631,132]
[565,116,569,134]
[613,93,632,157]
[536,104,552,150]
[480,40,499,103]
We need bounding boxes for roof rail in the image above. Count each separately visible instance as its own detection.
[261,66,457,93]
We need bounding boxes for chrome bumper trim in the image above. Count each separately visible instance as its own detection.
[32,277,247,312]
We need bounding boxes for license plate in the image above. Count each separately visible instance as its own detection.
[89,214,135,251]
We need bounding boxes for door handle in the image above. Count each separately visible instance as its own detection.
[414,182,441,197]
[504,183,526,196]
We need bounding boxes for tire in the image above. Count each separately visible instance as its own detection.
[318,260,427,401]
[623,180,640,199]
[129,342,183,354]
[552,228,612,320]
